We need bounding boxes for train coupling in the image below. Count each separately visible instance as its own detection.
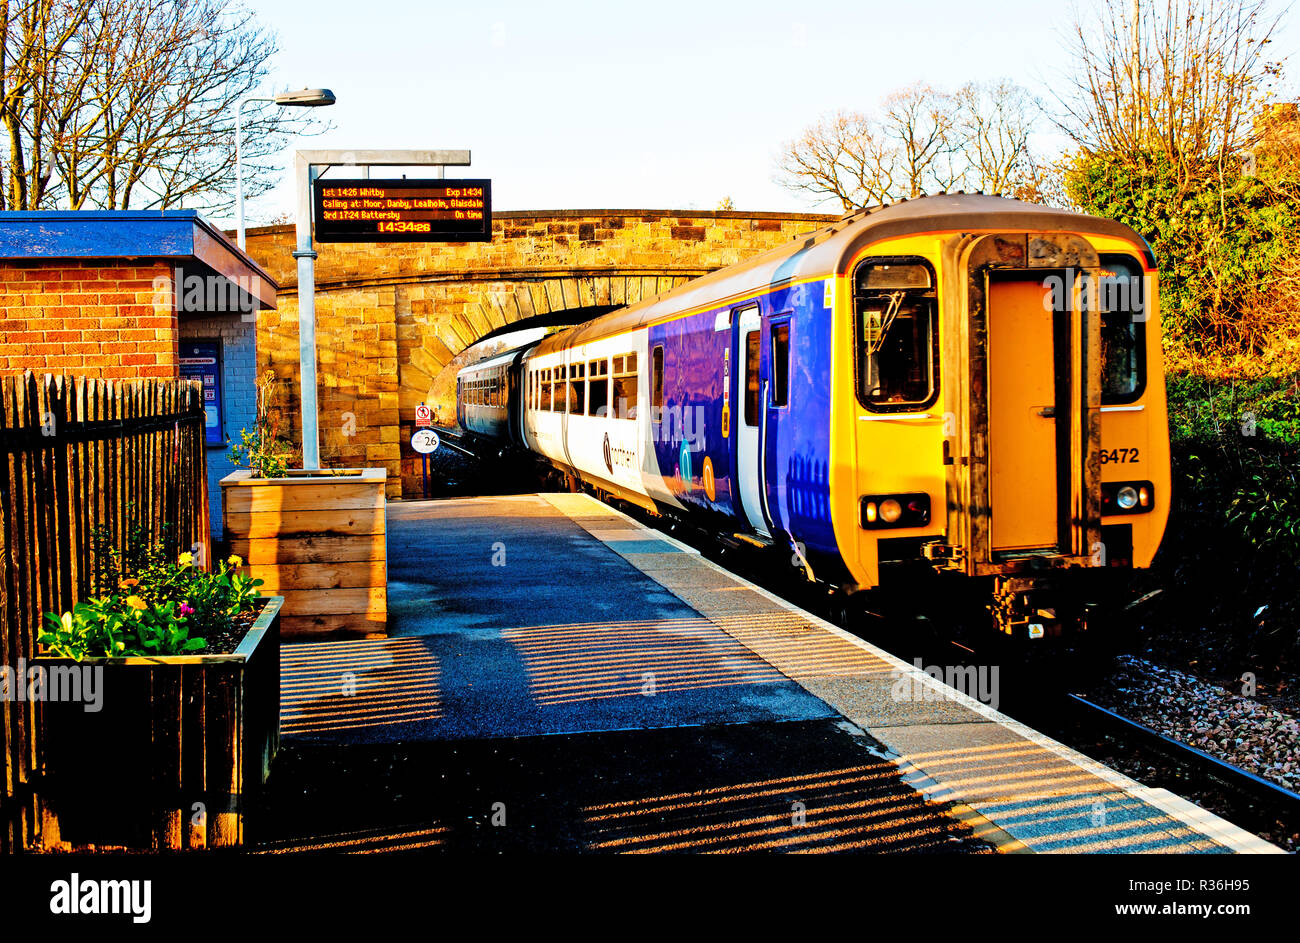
[991,576,1063,640]
[921,541,965,567]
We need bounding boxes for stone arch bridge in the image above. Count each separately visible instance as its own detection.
[243,208,836,496]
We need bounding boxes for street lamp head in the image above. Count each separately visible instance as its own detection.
[273,88,336,107]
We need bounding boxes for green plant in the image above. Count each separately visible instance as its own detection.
[40,528,265,661]
[229,370,295,479]
[1064,147,1300,366]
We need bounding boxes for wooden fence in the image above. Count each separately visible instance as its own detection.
[0,372,209,852]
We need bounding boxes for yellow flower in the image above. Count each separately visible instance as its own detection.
[227,554,243,568]
[119,578,139,588]
[125,595,148,611]
[177,552,194,567]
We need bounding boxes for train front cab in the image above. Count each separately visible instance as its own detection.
[828,228,1170,637]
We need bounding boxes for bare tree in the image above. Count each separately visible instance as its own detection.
[881,83,960,198]
[1058,0,1285,185]
[775,109,896,211]
[953,80,1039,195]
[1003,149,1071,206]
[1,0,325,213]
[776,80,1047,209]
[0,0,90,209]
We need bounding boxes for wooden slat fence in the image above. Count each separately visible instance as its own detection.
[0,372,209,852]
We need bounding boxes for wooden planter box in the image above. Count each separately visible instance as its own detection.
[221,467,388,641]
[35,596,283,851]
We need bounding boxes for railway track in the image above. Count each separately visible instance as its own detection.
[1055,693,1300,850]
[427,426,479,459]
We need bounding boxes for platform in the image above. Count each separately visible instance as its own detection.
[261,493,1281,854]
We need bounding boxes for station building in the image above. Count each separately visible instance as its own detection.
[0,211,278,539]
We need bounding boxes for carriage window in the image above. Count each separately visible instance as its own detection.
[651,346,664,416]
[1099,255,1147,404]
[744,331,760,425]
[854,259,938,409]
[613,353,638,419]
[556,365,569,412]
[570,361,586,415]
[541,368,552,411]
[589,359,609,416]
[771,322,790,407]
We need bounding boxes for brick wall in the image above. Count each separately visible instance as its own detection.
[0,259,177,378]
[179,313,257,538]
[244,209,837,497]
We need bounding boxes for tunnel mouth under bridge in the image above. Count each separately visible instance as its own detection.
[471,304,622,348]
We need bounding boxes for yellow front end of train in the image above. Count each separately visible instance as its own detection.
[827,224,1171,637]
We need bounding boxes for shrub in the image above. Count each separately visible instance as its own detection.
[39,525,264,661]
[1163,373,1300,566]
[229,369,295,479]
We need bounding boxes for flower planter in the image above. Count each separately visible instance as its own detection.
[35,596,283,851]
[221,467,388,640]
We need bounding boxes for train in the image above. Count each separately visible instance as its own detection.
[455,194,1170,637]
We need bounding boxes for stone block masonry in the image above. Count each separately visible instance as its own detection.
[244,209,837,498]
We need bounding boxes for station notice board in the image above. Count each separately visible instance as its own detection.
[313,178,492,242]
[178,341,224,446]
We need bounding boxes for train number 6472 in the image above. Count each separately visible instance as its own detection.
[1098,447,1140,464]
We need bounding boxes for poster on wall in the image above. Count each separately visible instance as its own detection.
[179,341,223,446]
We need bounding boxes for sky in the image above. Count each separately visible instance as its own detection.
[230,0,1300,226]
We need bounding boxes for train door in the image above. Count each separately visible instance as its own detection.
[986,277,1059,551]
[734,304,771,537]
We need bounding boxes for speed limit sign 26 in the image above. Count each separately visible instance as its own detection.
[411,429,440,454]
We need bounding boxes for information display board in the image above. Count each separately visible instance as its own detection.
[178,341,224,446]
[313,178,492,242]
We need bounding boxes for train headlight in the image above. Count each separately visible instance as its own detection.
[861,493,930,529]
[1102,481,1155,515]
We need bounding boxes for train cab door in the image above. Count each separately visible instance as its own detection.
[981,259,1102,561]
[986,277,1060,551]
[734,304,771,537]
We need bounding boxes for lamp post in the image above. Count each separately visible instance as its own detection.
[292,149,471,470]
[235,88,335,250]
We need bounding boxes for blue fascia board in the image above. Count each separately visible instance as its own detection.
[0,211,278,308]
